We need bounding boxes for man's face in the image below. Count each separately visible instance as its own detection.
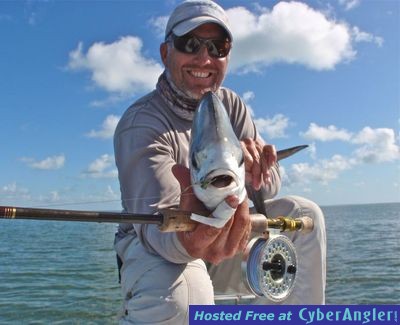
[161,23,230,100]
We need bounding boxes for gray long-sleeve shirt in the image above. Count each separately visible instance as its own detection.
[113,86,281,264]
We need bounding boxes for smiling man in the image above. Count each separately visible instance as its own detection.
[161,23,229,99]
[114,1,326,324]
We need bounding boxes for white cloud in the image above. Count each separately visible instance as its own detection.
[242,91,255,102]
[86,114,120,139]
[285,125,399,186]
[105,185,119,200]
[286,154,356,185]
[21,154,65,170]
[301,124,400,163]
[352,26,384,47]
[352,127,400,163]
[301,123,353,141]
[68,37,163,94]
[242,91,255,116]
[83,154,118,178]
[0,182,31,202]
[254,114,289,139]
[339,0,361,11]
[227,1,356,72]
[308,142,317,160]
[89,94,128,108]
[49,191,60,202]
[37,191,61,204]
[149,15,169,38]
[2,182,29,195]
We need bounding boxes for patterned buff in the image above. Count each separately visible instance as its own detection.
[156,71,199,121]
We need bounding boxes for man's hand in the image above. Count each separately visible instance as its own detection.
[172,164,251,265]
[241,138,277,190]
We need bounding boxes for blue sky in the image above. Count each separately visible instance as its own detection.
[0,0,399,210]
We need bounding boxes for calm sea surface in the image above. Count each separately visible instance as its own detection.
[0,202,399,323]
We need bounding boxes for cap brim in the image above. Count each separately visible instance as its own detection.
[172,16,232,40]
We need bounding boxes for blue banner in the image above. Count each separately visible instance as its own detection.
[189,305,399,324]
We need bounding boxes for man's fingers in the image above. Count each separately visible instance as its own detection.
[261,145,277,184]
[178,224,222,259]
[241,140,254,171]
[221,199,251,257]
[262,144,277,169]
[224,195,239,208]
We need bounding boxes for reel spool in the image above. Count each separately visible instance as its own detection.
[242,235,297,302]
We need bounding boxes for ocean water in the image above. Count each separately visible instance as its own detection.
[0,202,399,323]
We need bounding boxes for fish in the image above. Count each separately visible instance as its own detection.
[189,91,308,228]
[189,92,246,228]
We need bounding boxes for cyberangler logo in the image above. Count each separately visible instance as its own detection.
[299,307,398,324]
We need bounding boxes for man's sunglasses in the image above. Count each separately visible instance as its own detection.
[170,34,231,58]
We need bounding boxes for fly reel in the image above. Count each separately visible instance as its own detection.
[242,234,297,302]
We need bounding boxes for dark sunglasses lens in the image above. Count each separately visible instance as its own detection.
[206,41,220,57]
[208,40,230,57]
[173,36,230,58]
[174,36,200,54]
[185,37,201,53]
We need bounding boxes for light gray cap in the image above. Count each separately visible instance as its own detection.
[165,0,232,41]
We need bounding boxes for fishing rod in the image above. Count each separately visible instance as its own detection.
[0,145,312,233]
[1,143,311,302]
[0,205,313,234]
[0,204,313,302]
[0,203,314,303]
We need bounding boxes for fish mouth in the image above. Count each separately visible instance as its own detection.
[202,169,238,189]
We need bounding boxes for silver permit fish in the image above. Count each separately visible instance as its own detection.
[189,92,246,228]
[188,92,309,228]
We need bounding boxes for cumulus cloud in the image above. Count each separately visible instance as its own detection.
[68,36,163,94]
[86,114,120,139]
[352,127,400,163]
[21,154,65,170]
[301,123,353,141]
[83,154,118,178]
[67,2,383,94]
[254,114,290,139]
[286,154,356,185]
[285,125,400,186]
[227,1,356,72]
[301,124,400,164]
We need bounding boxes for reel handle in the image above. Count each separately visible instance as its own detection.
[245,213,314,234]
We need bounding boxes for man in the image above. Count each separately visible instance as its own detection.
[114,0,326,324]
